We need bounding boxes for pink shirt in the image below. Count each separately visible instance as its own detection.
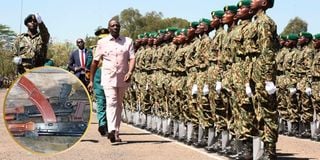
[94,35,135,87]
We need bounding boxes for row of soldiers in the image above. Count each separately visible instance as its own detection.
[122,0,318,160]
[276,33,320,140]
[124,0,277,159]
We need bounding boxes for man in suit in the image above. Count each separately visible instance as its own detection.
[68,38,92,86]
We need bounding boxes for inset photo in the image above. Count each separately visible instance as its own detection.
[3,66,91,154]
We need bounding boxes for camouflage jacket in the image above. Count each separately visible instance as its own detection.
[293,44,314,74]
[311,49,320,77]
[14,23,50,67]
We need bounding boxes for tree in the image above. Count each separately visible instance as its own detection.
[0,24,16,50]
[47,41,75,67]
[281,17,308,35]
[117,8,189,40]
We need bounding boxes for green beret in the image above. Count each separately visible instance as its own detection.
[299,32,313,40]
[174,29,182,36]
[314,33,320,40]
[287,33,299,41]
[190,21,199,28]
[166,27,178,32]
[95,28,109,36]
[150,32,158,38]
[144,32,150,38]
[199,18,211,26]
[158,29,167,34]
[279,34,287,40]
[137,34,144,39]
[24,14,35,26]
[211,10,224,18]
[237,0,252,7]
[224,5,238,13]
[181,28,188,35]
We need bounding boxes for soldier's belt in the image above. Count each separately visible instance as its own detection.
[276,70,285,76]
[22,58,35,65]
[296,72,306,78]
[171,72,187,77]
[312,77,320,82]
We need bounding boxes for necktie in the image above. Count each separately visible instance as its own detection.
[81,50,85,67]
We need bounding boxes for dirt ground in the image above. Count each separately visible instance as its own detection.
[0,89,320,160]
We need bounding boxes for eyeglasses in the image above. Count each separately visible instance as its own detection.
[77,41,84,43]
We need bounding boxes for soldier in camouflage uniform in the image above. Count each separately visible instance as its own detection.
[282,34,300,137]
[132,34,147,125]
[295,32,314,138]
[228,1,256,158]
[13,13,50,74]
[311,34,320,141]
[250,0,279,159]
[212,5,238,154]
[160,27,178,136]
[191,18,212,148]
[276,35,290,134]
[185,21,201,145]
[169,30,188,139]
[205,10,225,153]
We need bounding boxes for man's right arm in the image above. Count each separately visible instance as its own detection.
[67,52,76,72]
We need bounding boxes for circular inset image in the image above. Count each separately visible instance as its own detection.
[3,66,91,154]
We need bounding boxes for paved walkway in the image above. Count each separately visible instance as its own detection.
[0,89,319,160]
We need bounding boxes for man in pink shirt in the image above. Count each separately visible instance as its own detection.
[88,18,135,143]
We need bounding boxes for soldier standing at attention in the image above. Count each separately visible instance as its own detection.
[13,13,50,74]
[228,0,256,158]
[276,35,290,134]
[295,32,314,138]
[250,0,279,159]
[311,34,320,141]
[282,34,300,136]
[205,10,225,153]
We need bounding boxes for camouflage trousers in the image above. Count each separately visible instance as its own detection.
[231,61,257,140]
[276,74,290,120]
[170,74,187,121]
[251,57,278,144]
[297,76,313,123]
[214,67,232,133]
[312,80,320,120]
[196,70,211,128]
[185,70,199,124]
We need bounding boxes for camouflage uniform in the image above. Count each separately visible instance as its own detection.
[14,22,50,73]
[251,10,279,155]
[294,43,314,127]
[311,46,320,139]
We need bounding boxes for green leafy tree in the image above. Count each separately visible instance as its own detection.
[47,41,75,67]
[116,8,189,40]
[281,17,308,35]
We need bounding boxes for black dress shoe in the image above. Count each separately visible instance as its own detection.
[108,130,116,143]
[98,125,107,136]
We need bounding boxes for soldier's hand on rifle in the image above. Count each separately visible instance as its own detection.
[34,13,42,23]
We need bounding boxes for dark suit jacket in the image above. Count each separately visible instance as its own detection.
[68,49,92,78]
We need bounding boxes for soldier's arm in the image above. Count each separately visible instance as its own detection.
[38,23,50,44]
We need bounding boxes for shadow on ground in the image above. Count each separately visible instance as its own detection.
[277,152,315,160]
[111,140,172,146]
[80,139,99,143]
[119,132,151,136]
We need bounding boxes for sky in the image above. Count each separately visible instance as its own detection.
[0,0,319,42]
